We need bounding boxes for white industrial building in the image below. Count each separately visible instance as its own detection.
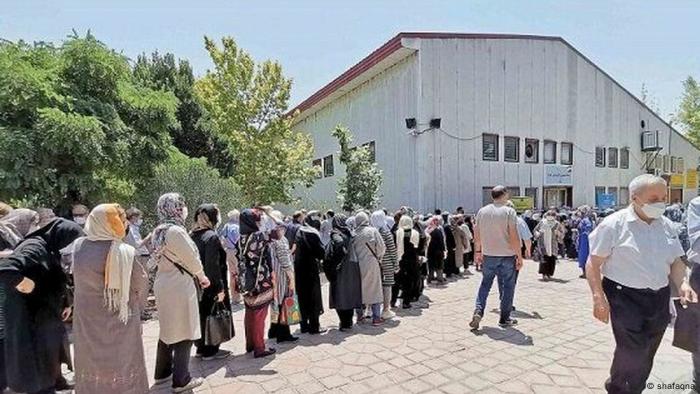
[290,32,700,213]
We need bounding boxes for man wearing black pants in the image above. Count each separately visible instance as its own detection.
[586,174,697,394]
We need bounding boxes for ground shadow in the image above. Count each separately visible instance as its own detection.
[489,308,543,320]
[539,277,570,284]
[471,325,534,346]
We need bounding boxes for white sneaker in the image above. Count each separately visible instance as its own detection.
[381,310,396,320]
[173,377,204,393]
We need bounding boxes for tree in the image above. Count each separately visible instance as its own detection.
[0,33,177,208]
[331,125,382,211]
[129,148,243,229]
[677,76,700,146]
[194,36,316,205]
[133,52,235,176]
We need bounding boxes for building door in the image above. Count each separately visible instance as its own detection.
[543,187,572,208]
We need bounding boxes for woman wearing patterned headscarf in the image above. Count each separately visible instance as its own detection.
[190,203,232,361]
[71,204,149,394]
[150,193,209,393]
[237,209,276,358]
[370,210,398,320]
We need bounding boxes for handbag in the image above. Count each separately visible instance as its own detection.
[279,294,301,325]
[204,302,235,346]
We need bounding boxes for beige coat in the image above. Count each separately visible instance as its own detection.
[450,225,470,269]
[352,223,386,305]
[153,226,204,345]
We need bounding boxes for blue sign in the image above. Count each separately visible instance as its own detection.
[596,193,617,209]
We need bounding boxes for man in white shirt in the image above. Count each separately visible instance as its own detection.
[470,186,523,330]
[682,196,700,389]
[587,174,697,394]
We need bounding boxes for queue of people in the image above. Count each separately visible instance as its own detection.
[0,174,698,394]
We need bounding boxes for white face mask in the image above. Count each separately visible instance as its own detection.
[181,206,189,221]
[641,202,666,219]
[74,216,86,225]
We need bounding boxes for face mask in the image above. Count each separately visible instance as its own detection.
[641,202,666,219]
[135,219,143,227]
[181,207,189,221]
[74,216,86,225]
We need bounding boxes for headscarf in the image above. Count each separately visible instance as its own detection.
[370,210,388,231]
[331,213,351,238]
[191,203,219,233]
[84,204,135,324]
[27,217,84,260]
[385,216,396,231]
[346,216,356,230]
[0,208,38,249]
[424,215,440,236]
[355,212,370,228]
[239,209,260,236]
[152,193,188,254]
[396,215,420,261]
[304,215,322,232]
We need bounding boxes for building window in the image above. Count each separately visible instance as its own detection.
[608,148,618,168]
[482,187,493,206]
[506,186,521,197]
[620,148,629,169]
[608,187,618,205]
[482,134,499,161]
[595,147,606,167]
[323,155,334,178]
[543,140,556,164]
[595,186,606,206]
[671,156,677,173]
[663,155,670,173]
[561,142,573,165]
[504,136,520,162]
[619,187,629,205]
[678,157,685,173]
[525,187,538,209]
[360,141,376,162]
[312,158,322,179]
[524,139,539,163]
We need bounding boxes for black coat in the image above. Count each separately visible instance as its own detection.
[293,227,325,316]
[324,231,362,311]
[0,238,69,393]
[191,229,231,331]
[396,229,423,300]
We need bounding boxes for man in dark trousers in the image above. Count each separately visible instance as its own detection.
[586,174,697,394]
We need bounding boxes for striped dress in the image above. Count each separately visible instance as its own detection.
[378,228,398,286]
[271,237,293,309]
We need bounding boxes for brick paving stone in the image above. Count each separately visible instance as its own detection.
[131,260,691,393]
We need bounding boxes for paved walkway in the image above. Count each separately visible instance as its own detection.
[133,259,692,393]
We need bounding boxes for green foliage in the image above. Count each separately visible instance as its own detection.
[677,76,700,146]
[331,125,383,212]
[195,36,316,205]
[133,52,235,176]
[0,33,178,208]
[129,148,244,229]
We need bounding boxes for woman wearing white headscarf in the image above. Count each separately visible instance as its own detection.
[150,193,209,393]
[71,204,149,394]
[393,215,423,309]
[534,210,564,280]
[352,212,386,325]
[370,210,398,319]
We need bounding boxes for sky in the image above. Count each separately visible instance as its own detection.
[2,1,699,120]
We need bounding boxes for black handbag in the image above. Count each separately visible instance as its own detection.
[205,302,235,346]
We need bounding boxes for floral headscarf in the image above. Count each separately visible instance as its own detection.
[152,193,187,254]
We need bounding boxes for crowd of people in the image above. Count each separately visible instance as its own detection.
[0,173,698,394]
